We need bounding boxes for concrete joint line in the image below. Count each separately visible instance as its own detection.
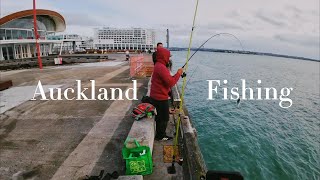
[51,83,139,180]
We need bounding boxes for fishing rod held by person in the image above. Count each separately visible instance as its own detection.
[180,33,244,79]
[181,32,245,69]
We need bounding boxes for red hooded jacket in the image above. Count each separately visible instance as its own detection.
[150,48,181,100]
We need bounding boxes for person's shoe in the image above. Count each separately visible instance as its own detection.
[155,135,173,141]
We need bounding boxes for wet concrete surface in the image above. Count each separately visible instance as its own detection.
[144,114,183,180]
[0,54,185,180]
[0,56,148,180]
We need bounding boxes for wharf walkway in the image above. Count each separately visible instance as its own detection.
[0,53,200,180]
[0,54,149,179]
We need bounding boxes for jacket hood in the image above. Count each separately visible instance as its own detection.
[156,47,170,65]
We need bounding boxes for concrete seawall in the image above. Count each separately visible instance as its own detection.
[0,54,112,71]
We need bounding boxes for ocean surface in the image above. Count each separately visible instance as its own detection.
[171,51,320,180]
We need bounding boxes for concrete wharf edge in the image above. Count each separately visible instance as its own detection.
[51,66,136,179]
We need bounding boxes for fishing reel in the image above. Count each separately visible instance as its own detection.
[181,72,187,78]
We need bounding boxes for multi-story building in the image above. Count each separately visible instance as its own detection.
[78,36,94,50]
[49,34,94,53]
[0,9,66,60]
[93,27,156,51]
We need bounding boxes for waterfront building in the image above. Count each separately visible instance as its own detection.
[78,37,94,50]
[93,27,156,51]
[49,34,93,53]
[0,9,66,60]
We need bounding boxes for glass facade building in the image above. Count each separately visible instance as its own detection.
[0,9,66,60]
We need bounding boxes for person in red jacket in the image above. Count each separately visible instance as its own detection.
[150,47,183,141]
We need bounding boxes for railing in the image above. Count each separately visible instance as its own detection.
[0,28,53,40]
[130,55,154,78]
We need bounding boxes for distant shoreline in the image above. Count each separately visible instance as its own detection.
[169,47,320,62]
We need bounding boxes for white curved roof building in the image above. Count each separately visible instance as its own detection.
[0,9,66,60]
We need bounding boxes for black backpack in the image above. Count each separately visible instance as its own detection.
[141,96,152,104]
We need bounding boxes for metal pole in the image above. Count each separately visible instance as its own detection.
[33,0,43,69]
[166,29,169,48]
[0,46,4,60]
[59,41,64,56]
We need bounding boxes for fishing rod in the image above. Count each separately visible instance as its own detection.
[184,33,245,86]
[170,30,246,177]
[181,32,245,69]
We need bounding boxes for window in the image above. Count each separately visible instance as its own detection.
[2,47,8,60]
[5,29,12,39]
[20,30,27,39]
[0,29,5,40]
[7,47,14,60]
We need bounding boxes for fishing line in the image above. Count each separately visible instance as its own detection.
[182,33,245,68]
[184,33,245,89]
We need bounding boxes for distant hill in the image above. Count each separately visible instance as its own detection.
[169,47,319,62]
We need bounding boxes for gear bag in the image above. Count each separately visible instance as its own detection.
[131,103,156,120]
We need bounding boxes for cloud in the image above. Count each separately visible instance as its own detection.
[255,11,287,27]
[205,22,244,31]
[274,34,319,47]
[63,12,103,26]
[63,25,94,37]
[225,10,241,18]
[0,0,319,59]
[286,5,303,14]
[0,0,58,17]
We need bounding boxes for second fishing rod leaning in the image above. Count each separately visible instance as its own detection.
[168,0,245,175]
[168,0,200,175]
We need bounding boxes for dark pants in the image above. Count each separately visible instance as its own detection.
[150,98,169,138]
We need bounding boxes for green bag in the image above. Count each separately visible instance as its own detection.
[122,138,153,175]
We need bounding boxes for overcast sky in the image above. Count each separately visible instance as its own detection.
[1,0,319,59]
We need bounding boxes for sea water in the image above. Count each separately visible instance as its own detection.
[171,51,320,180]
